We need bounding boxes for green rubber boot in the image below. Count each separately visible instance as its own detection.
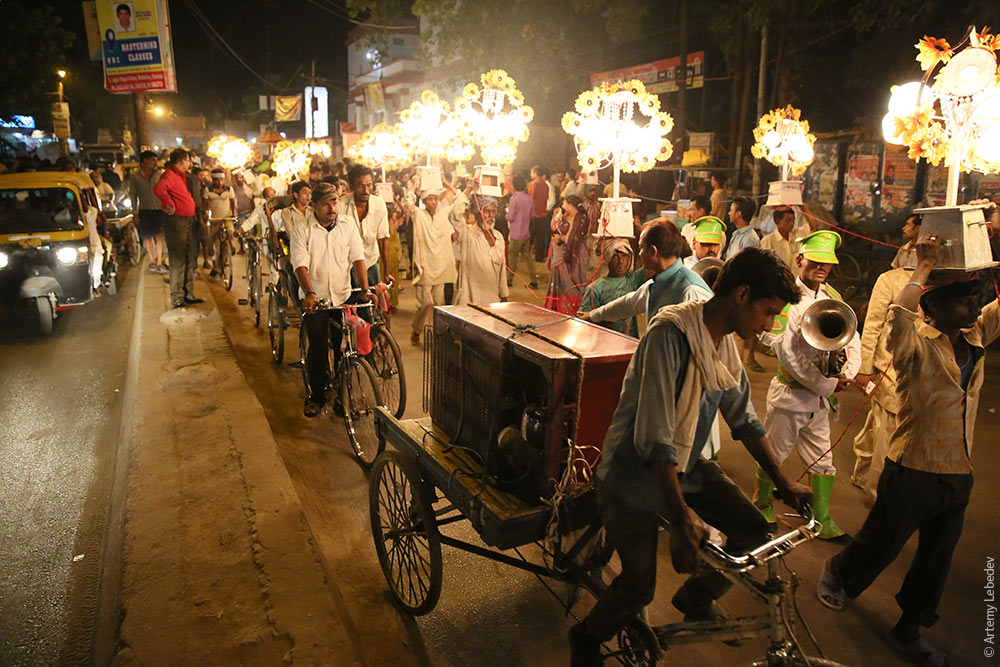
[753,468,777,524]
[811,473,847,540]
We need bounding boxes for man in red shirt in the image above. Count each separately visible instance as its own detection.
[153,148,201,308]
[527,166,550,262]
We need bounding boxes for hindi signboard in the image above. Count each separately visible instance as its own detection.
[590,52,705,94]
[97,0,177,94]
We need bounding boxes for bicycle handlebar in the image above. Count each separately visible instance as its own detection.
[313,298,374,312]
[697,505,820,573]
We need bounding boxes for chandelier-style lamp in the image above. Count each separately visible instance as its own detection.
[397,90,456,192]
[454,69,533,197]
[562,80,673,237]
[206,135,255,170]
[750,105,816,207]
[882,27,1000,269]
[347,123,409,202]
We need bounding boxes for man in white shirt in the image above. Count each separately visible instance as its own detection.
[890,213,921,268]
[291,182,376,417]
[760,207,800,271]
[404,175,465,345]
[338,164,390,287]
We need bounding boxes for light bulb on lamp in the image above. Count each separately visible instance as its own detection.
[975,125,1000,165]
[761,130,781,149]
[882,112,906,145]
[888,81,934,116]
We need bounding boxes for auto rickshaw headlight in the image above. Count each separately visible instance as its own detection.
[56,246,78,264]
[0,252,7,269]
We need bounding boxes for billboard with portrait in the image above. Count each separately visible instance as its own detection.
[97,0,177,93]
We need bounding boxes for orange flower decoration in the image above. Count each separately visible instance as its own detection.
[915,36,953,71]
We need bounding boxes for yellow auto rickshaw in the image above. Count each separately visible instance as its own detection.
[0,171,117,335]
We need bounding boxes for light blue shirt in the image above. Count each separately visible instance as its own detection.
[724,224,761,261]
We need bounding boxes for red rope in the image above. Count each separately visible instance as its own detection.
[795,363,891,482]
[794,206,901,250]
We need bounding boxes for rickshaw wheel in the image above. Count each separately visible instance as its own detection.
[368,326,406,418]
[369,450,442,616]
[36,297,54,336]
[340,356,385,469]
[126,223,142,266]
[267,288,285,363]
[223,254,234,291]
[617,618,660,666]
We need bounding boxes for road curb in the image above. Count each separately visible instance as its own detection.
[91,264,145,666]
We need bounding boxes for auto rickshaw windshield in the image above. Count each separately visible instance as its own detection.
[0,188,85,234]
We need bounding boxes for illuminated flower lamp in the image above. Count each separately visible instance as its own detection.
[562,80,673,238]
[347,123,409,203]
[882,28,1000,269]
[750,105,816,207]
[397,90,457,192]
[206,134,254,170]
[272,140,313,183]
[454,69,534,197]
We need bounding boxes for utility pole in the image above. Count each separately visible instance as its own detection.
[56,70,69,156]
[133,92,149,151]
[310,60,316,139]
[751,25,768,198]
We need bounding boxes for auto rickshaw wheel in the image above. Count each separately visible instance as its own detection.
[36,297,54,336]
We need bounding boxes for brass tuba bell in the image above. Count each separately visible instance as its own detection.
[800,298,857,376]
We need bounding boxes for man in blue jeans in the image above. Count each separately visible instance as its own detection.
[570,248,812,666]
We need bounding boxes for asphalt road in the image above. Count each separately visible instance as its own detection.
[0,266,137,666]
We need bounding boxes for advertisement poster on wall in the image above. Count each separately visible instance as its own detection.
[881,147,917,211]
[843,143,881,223]
[925,164,951,206]
[97,0,177,94]
[803,141,839,210]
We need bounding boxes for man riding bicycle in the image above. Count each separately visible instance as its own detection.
[290,181,379,418]
[202,168,236,276]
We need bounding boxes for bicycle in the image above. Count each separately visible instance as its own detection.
[206,215,235,290]
[299,294,385,468]
[241,228,264,328]
[362,282,406,419]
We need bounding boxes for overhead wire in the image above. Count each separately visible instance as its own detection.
[307,0,417,30]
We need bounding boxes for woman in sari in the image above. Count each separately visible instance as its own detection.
[544,194,589,313]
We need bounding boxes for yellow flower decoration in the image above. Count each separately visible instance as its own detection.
[463,82,480,100]
[626,80,646,96]
[657,140,673,161]
[915,36,953,71]
[421,90,439,105]
[656,112,674,133]
[750,105,816,170]
[561,112,580,133]
[519,106,534,123]
[576,90,600,114]
[641,95,661,114]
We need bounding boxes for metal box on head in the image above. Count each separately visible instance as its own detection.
[912,204,998,271]
[426,303,637,505]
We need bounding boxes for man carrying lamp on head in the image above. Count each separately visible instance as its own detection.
[753,231,860,543]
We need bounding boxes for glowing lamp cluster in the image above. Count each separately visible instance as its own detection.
[453,69,533,166]
[272,140,313,182]
[561,80,673,179]
[882,28,1000,205]
[750,105,816,178]
[396,90,461,165]
[562,80,673,237]
[206,135,254,170]
[347,123,409,171]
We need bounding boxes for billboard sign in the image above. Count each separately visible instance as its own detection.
[97,0,177,93]
[305,86,328,139]
[591,52,705,94]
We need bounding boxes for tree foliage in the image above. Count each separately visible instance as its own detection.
[0,3,74,118]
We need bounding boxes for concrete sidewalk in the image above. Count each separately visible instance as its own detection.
[113,268,357,666]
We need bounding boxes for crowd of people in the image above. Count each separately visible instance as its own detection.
[4,146,997,666]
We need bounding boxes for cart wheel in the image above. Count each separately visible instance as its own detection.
[369,450,442,615]
[267,288,285,363]
[36,296,54,336]
[105,256,118,296]
[368,325,407,418]
[298,325,310,388]
[340,356,385,468]
[617,618,660,666]
[252,259,263,329]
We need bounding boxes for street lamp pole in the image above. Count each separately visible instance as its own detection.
[56,70,69,156]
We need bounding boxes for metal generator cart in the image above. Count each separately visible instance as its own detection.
[368,303,842,666]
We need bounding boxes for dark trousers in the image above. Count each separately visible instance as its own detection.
[530,215,550,262]
[585,460,771,641]
[163,215,196,305]
[832,458,972,627]
[303,309,344,402]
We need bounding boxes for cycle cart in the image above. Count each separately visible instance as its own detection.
[241,225,264,328]
[367,303,845,666]
[206,215,235,290]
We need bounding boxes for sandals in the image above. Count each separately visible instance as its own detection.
[885,632,952,667]
[745,358,766,373]
[303,398,324,418]
[816,557,846,611]
[409,331,421,346]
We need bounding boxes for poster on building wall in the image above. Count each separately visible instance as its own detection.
[97,0,177,93]
[925,164,950,206]
[843,143,881,222]
[881,148,917,212]
[803,141,839,210]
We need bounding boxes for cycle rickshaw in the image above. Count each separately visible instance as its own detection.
[366,303,843,666]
